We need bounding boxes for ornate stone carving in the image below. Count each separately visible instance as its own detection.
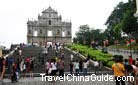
[27,7,72,46]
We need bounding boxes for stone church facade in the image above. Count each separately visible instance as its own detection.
[27,7,72,46]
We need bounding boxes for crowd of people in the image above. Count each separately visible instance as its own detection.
[44,56,91,77]
[0,42,103,83]
[112,55,138,85]
[1,42,138,85]
[44,43,91,78]
[0,46,34,83]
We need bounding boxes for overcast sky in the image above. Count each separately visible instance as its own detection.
[0,0,128,48]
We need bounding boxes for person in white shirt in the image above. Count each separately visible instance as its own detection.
[18,50,22,56]
[70,54,74,61]
[74,60,79,76]
[22,63,26,78]
[83,60,89,76]
[51,59,57,76]
[45,59,51,76]
[43,46,48,57]
[93,60,99,74]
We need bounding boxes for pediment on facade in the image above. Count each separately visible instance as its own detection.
[42,6,57,13]
[27,7,72,46]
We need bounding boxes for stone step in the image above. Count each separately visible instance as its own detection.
[4,71,113,78]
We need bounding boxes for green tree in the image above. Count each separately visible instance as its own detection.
[75,25,90,44]
[105,0,138,44]
[105,1,128,41]
[121,0,138,37]
[74,25,106,46]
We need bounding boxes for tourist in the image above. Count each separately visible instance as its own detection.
[83,60,89,76]
[69,61,74,75]
[26,62,30,73]
[93,59,99,74]
[112,55,125,85]
[45,59,51,76]
[51,59,57,76]
[58,44,61,51]
[125,64,133,84]
[128,56,133,65]
[99,60,103,70]
[50,44,52,49]
[20,59,24,73]
[70,54,74,61]
[25,57,30,63]
[25,57,31,73]
[18,49,22,56]
[6,56,14,79]
[79,59,83,73]
[74,60,79,76]
[124,59,129,66]
[124,59,129,69]
[58,59,64,77]
[16,60,20,80]
[61,52,64,60]
[0,56,6,81]
[131,60,138,85]
[11,62,17,83]
[55,50,58,57]
[30,60,34,78]
[123,59,129,76]
[47,44,50,51]
[22,62,26,78]
[43,46,48,57]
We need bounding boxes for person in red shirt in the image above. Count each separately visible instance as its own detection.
[129,56,133,65]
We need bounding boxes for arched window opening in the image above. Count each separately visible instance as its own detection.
[48,30,52,36]
[62,31,65,37]
[34,31,38,36]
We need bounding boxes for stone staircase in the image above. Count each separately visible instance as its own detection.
[8,46,112,75]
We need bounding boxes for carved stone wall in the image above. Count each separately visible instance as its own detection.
[27,7,72,46]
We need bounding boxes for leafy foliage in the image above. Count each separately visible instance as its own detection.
[67,44,114,67]
[105,0,138,39]
[74,25,106,46]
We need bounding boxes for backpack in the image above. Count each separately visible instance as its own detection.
[0,57,4,72]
